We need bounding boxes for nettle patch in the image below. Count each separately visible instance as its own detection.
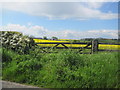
[1,31,35,54]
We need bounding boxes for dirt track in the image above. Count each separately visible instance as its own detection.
[1,80,41,88]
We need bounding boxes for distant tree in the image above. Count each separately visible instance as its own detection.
[43,36,48,40]
[84,38,94,41]
[52,36,58,40]
[73,40,78,43]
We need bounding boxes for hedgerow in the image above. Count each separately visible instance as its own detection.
[1,31,35,54]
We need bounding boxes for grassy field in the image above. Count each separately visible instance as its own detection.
[1,47,119,88]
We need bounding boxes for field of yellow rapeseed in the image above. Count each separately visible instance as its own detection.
[34,39,88,47]
[33,39,69,43]
[33,39,120,50]
[99,44,120,50]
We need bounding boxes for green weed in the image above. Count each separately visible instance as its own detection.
[2,48,119,88]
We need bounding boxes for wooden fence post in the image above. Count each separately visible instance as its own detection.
[91,39,98,54]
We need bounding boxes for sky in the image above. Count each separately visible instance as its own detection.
[0,1,119,39]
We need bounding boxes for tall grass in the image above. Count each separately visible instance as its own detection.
[1,48,119,88]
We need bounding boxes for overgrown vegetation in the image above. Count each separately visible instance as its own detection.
[1,47,119,88]
[1,31,120,88]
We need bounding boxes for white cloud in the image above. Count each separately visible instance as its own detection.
[0,24,48,37]
[0,0,119,2]
[27,22,32,26]
[82,2,104,9]
[1,2,118,20]
[0,24,118,39]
